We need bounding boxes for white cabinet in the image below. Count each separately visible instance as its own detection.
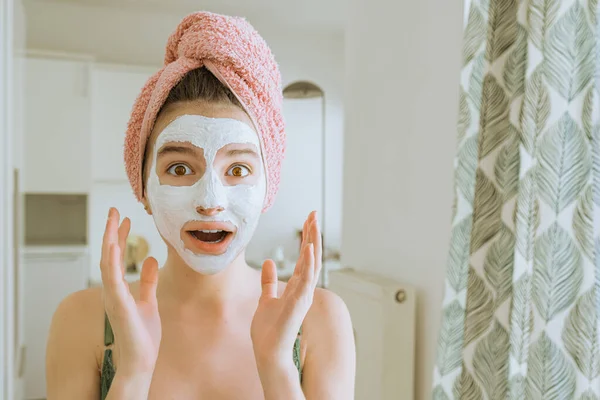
[91,65,153,182]
[23,57,91,193]
[23,247,88,400]
[23,59,155,190]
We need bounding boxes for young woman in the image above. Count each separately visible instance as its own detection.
[45,11,355,400]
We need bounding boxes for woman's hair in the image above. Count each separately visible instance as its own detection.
[159,67,243,114]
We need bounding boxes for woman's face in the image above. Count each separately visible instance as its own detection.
[144,101,266,275]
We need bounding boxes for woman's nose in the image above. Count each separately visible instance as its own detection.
[195,206,224,216]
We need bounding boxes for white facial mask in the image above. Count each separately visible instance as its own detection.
[146,114,266,275]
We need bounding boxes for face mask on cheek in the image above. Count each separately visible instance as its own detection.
[146,114,266,275]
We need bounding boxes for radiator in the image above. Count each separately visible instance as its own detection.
[328,268,416,400]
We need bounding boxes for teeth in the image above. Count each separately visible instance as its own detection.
[200,230,223,233]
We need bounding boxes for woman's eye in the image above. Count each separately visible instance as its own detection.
[167,164,192,176]
[227,165,250,178]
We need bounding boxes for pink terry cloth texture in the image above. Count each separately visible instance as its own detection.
[123,11,285,211]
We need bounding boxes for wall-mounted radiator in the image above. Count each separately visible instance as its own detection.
[328,269,416,400]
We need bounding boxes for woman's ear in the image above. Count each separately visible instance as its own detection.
[142,195,152,216]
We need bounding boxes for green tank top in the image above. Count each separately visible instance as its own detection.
[100,314,303,399]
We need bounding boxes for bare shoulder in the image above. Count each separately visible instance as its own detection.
[300,288,356,397]
[51,286,104,330]
[54,286,103,314]
[305,288,352,335]
[46,287,106,398]
[47,287,106,366]
[275,279,353,337]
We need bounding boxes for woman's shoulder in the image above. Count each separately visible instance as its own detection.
[48,287,106,364]
[275,280,350,329]
[53,286,105,323]
[301,288,355,376]
[307,288,351,327]
[46,288,110,396]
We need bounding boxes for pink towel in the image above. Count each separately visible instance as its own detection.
[124,11,285,211]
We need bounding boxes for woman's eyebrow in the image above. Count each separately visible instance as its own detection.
[157,145,198,157]
[225,148,259,157]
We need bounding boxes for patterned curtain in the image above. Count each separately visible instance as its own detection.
[433,0,600,399]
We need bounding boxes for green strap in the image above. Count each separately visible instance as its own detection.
[104,314,114,346]
[293,326,303,383]
[101,315,115,400]
[100,348,114,400]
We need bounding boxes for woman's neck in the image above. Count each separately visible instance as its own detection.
[157,248,262,310]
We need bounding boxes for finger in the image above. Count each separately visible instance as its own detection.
[100,208,119,283]
[301,217,309,246]
[103,209,120,258]
[284,243,307,298]
[293,243,314,299]
[260,259,278,300]
[303,210,316,243]
[308,211,318,244]
[312,215,323,288]
[104,243,130,307]
[139,257,159,304]
[118,217,131,272]
[294,242,307,278]
[298,243,315,296]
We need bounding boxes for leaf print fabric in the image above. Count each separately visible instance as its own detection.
[433,0,600,398]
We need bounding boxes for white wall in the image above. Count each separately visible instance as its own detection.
[342,0,463,399]
[23,2,344,280]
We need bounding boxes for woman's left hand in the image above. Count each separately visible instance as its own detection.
[251,210,322,369]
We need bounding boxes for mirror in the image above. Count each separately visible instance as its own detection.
[12,1,350,399]
[3,0,422,399]
[249,80,337,286]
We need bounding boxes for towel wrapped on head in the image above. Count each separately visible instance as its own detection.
[123,11,285,211]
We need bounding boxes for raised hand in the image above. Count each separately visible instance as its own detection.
[251,211,322,367]
[100,207,161,378]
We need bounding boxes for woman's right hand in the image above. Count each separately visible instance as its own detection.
[101,207,161,378]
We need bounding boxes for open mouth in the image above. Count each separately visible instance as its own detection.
[182,221,236,255]
[188,230,232,243]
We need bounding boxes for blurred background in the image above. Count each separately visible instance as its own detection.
[0,0,463,399]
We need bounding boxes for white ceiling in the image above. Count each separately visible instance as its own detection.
[32,0,347,33]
